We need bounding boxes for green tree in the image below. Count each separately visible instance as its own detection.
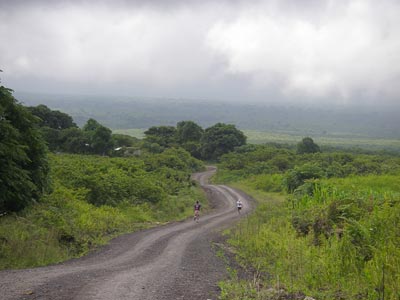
[297,137,320,154]
[83,118,101,132]
[27,104,78,151]
[91,126,114,155]
[112,134,138,147]
[284,163,323,193]
[200,123,246,160]
[59,127,90,154]
[40,126,62,151]
[0,86,49,212]
[176,121,203,143]
[28,104,77,130]
[83,119,114,155]
[176,121,204,158]
[144,126,177,149]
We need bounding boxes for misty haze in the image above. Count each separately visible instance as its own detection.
[2,0,400,150]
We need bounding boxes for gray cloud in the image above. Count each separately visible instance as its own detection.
[1,0,400,106]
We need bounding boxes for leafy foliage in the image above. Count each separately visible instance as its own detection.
[50,149,201,206]
[112,133,138,147]
[1,97,209,269]
[144,125,177,149]
[176,120,203,142]
[27,106,138,155]
[284,163,323,193]
[58,127,89,153]
[200,123,246,160]
[0,149,204,269]
[296,137,320,154]
[216,142,400,299]
[28,104,77,130]
[81,118,114,155]
[176,120,204,158]
[0,86,49,213]
[143,121,246,160]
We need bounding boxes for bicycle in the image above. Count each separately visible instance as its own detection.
[194,209,200,222]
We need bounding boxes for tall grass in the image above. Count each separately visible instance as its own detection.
[220,175,400,300]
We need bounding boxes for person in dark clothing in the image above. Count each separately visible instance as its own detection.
[194,200,201,221]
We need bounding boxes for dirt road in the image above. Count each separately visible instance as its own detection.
[0,167,252,300]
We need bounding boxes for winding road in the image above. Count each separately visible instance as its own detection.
[0,167,252,300]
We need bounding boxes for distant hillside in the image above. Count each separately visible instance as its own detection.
[15,92,400,139]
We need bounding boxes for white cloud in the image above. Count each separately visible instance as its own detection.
[206,0,400,103]
[0,3,217,86]
[1,0,400,105]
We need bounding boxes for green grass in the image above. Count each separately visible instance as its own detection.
[0,187,205,270]
[215,143,400,299]
[112,128,146,139]
[0,185,205,270]
[243,130,400,151]
[217,176,400,300]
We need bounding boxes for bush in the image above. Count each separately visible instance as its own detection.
[0,150,205,269]
[215,144,400,299]
[284,163,323,193]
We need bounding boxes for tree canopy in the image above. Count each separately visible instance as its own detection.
[83,118,114,155]
[26,107,118,155]
[176,120,203,143]
[200,123,246,160]
[0,86,49,212]
[28,104,77,130]
[176,121,204,158]
[297,137,320,154]
[144,126,177,149]
[28,104,78,152]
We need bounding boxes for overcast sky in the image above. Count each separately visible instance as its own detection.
[1,0,400,106]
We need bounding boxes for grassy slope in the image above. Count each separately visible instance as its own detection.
[244,130,400,151]
[113,128,146,139]
[217,175,400,300]
[0,186,205,269]
[0,153,206,270]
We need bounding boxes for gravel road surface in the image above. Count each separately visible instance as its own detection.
[0,167,252,300]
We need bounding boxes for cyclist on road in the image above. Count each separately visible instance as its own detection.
[194,200,201,222]
[236,199,243,214]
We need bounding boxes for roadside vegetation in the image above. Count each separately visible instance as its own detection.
[215,141,400,299]
[0,150,204,269]
[0,87,210,269]
[1,86,247,269]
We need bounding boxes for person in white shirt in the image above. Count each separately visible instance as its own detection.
[236,199,243,214]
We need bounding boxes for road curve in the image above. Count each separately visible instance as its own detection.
[0,167,252,300]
